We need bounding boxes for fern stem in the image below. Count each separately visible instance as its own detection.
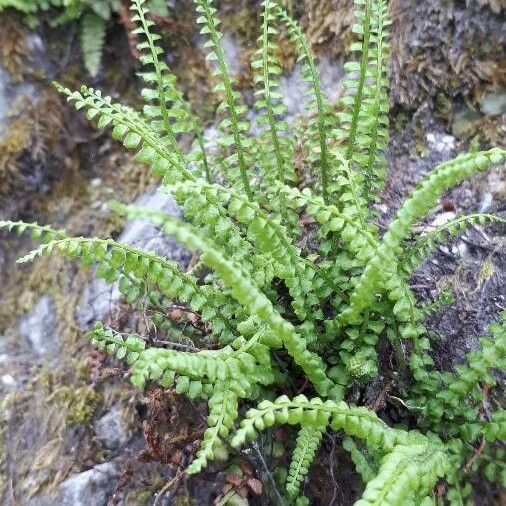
[196,0,252,198]
[133,0,185,165]
[276,6,329,202]
[196,133,212,182]
[345,0,372,163]
[364,0,387,196]
[261,0,285,184]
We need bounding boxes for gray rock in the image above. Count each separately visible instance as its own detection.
[76,189,190,328]
[479,88,506,115]
[18,296,59,357]
[220,33,244,76]
[94,404,131,450]
[29,462,118,506]
[118,189,190,266]
[75,277,121,329]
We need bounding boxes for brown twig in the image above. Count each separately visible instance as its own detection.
[153,469,187,506]
[464,436,486,473]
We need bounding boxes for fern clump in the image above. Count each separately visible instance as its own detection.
[2,0,505,504]
[0,0,168,76]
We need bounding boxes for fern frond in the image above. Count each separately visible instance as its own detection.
[286,424,325,499]
[418,313,506,436]
[166,182,276,288]
[163,180,329,322]
[342,436,378,484]
[194,0,252,197]
[80,12,106,77]
[130,0,209,177]
[402,213,506,273]
[337,148,506,328]
[275,5,331,202]
[0,219,66,242]
[231,394,426,452]
[187,384,239,473]
[252,0,294,194]
[355,443,447,506]
[55,83,194,182]
[87,323,272,391]
[15,231,238,341]
[112,202,335,397]
[334,0,390,203]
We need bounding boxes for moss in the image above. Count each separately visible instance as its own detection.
[50,385,101,425]
[0,13,28,82]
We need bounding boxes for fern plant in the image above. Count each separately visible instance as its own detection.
[2,0,505,503]
[0,0,168,76]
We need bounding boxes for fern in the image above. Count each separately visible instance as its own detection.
[80,12,107,77]
[0,0,172,76]
[276,4,332,201]
[3,0,506,503]
[286,424,325,498]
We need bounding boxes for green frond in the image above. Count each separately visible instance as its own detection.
[231,394,425,452]
[16,232,238,341]
[416,313,506,436]
[0,219,66,242]
[334,0,390,203]
[275,4,331,202]
[342,437,378,484]
[402,213,506,274]
[130,0,209,178]
[193,0,252,197]
[354,444,447,506]
[54,83,195,182]
[87,323,272,392]
[163,181,329,322]
[112,202,335,397]
[252,0,295,195]
[337,148,506,328]
[286,424,325,499]
[187,384,239,473]
[80,12,107,77]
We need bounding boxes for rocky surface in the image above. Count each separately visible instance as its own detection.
[28,462,119,506]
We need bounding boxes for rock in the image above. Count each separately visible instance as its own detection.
[118,189,190,266]
[479,88,506,115]
[18,296,59,357]
[280,57,343,124]
[76,189,190,328]
[94,405,131,450]
[220,33,244,76]
[29,462,118,506]
[479,192,493,213]
[1,374,16,387]
[428,211,456,229]
[426,132,456,154]
[452,109,481,140]
[75,277,120,328]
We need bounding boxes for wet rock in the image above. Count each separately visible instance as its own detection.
[18,296,59,357]
[29,462,118,506]
[94,404,131,450]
